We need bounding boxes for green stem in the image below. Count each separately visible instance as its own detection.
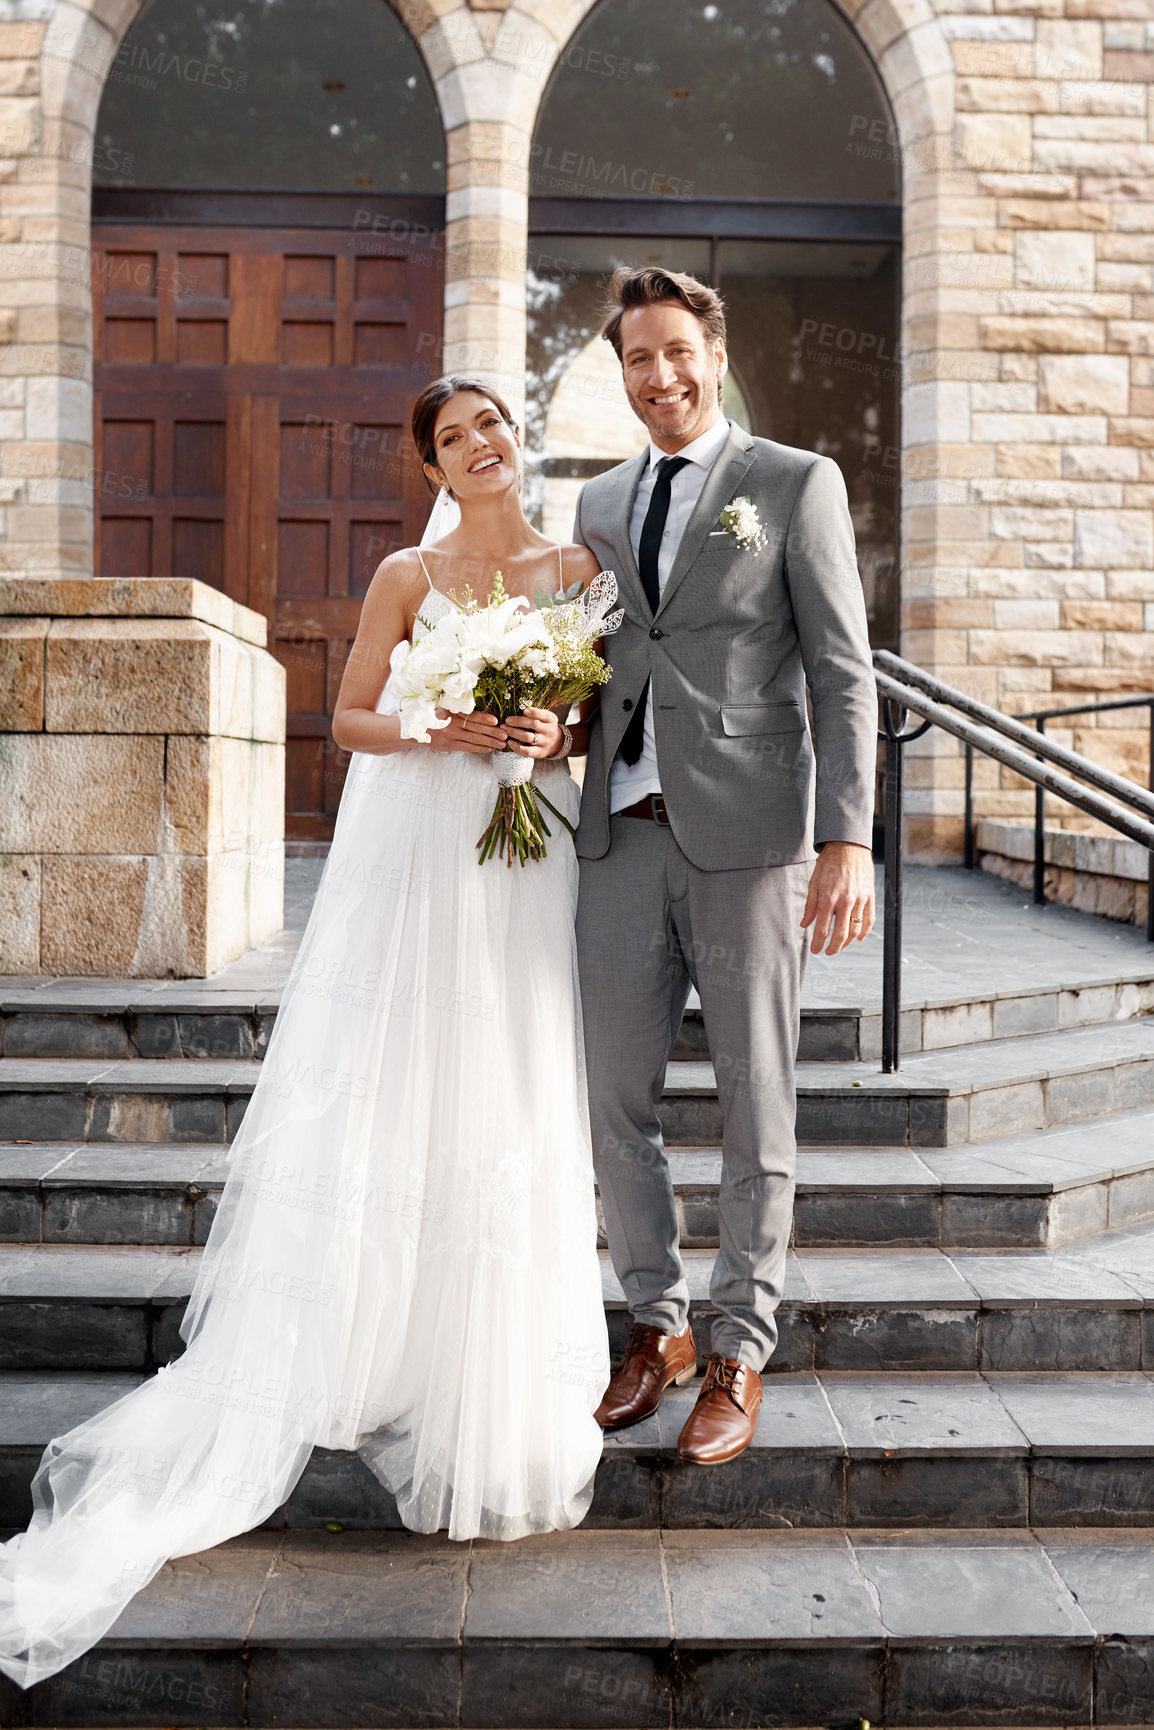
[534,787,576,839]
[476,778,564,867]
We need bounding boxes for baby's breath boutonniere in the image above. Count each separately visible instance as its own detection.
[717,496,767,553]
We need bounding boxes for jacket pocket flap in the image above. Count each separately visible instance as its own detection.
[720,701,806,736]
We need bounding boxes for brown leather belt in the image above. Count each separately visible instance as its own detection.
[618,793,671,826]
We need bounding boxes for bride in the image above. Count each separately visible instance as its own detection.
[0,374,611,1690]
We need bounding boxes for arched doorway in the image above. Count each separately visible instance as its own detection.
[91,0,446,842]
[527,0,902,653]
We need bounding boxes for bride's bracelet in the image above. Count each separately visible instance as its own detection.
[553,722,573,760]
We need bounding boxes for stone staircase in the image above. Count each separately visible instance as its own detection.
[3,864,1154,1724]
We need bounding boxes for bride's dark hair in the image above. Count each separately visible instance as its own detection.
[411,375,520,498]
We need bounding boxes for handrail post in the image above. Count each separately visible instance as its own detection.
[963,741,974,869]
[1034,716,1047,905]
[882,712,903,1073]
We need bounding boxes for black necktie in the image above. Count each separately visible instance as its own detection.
[618,455,691,767]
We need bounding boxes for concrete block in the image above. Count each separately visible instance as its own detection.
[1075,509,1154,569]
[0,616,46,729]
[0,853,38,972]
[967,1081,1046,1142]
[44,618,216,735]
[956,111,1032,171]
[39,853,215,977]
[0,733,164,853]
[1016,230,1097,292]
[1039,353,1130,415]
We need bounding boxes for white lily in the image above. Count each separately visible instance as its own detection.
[389,634,476,742]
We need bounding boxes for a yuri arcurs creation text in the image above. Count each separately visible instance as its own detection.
[388,569,623,866]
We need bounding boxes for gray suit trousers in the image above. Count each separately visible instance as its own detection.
[576,812,810,1371]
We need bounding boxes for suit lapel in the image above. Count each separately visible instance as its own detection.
[655,424,756,618]
[602,448,651,620]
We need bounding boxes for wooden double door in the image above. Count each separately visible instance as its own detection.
[92,192,444,841]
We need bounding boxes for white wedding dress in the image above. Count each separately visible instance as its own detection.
[0,543,610,1691]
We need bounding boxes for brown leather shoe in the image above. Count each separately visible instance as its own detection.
[676,1353,763,1464]
[594,1320,698,1430]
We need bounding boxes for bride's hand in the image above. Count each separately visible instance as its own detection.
[427,711,508,755]
[505,706,563,758]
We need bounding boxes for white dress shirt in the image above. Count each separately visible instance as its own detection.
[608,412,733,815]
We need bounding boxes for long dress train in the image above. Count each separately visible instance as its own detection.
[0,579,610,1690]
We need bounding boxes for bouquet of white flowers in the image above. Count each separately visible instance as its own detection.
[387,569,623,865]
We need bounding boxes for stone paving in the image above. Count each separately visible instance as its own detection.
[278,857,1154,1013]
[0,1524,1143,1726]
[6,1367,1154,1535]
[4,861,1153,1013]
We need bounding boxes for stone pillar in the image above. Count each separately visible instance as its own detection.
[424,0,585,421]
[0,577,285,977]
[0,8,111,581]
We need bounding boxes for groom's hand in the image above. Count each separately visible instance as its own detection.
[801,842,875,955]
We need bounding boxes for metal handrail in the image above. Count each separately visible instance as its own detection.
[874,660,1154,1072]
[877,649,1154,952]
[986,693,1154,938]
[875,652,1154,822]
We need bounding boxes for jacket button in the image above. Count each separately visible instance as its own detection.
[649,627,664,640]
[622,698,633,711]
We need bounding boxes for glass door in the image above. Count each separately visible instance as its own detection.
[525,232,900,650]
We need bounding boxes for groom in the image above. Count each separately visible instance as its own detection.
[572,265,877,1465]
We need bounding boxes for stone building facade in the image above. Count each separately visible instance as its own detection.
[0,0,1152,967]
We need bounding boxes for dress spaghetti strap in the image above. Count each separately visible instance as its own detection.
[418,543,560,596]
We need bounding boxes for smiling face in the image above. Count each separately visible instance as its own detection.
[424,391,521,501]
[618,301,727,449]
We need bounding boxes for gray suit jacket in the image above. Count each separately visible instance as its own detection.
[571,418,877,871]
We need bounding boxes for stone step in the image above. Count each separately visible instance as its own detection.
[0,997,278,1062]
[4,1369,1154,1537]
[4,963,1153,1063]
[4,1016,1154,1148]
[0,1522,1147,1727]
[6,1108,1154,1250]
[3,1227,1154,1374]
[668,1014,1154,1146]
[0,1058,255,1144]
[0,996,859,1063]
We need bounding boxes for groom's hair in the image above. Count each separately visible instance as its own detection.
[411,374,519,496]
[601,266,727,397]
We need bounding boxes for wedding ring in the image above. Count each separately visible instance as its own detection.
[849,917,863,924]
